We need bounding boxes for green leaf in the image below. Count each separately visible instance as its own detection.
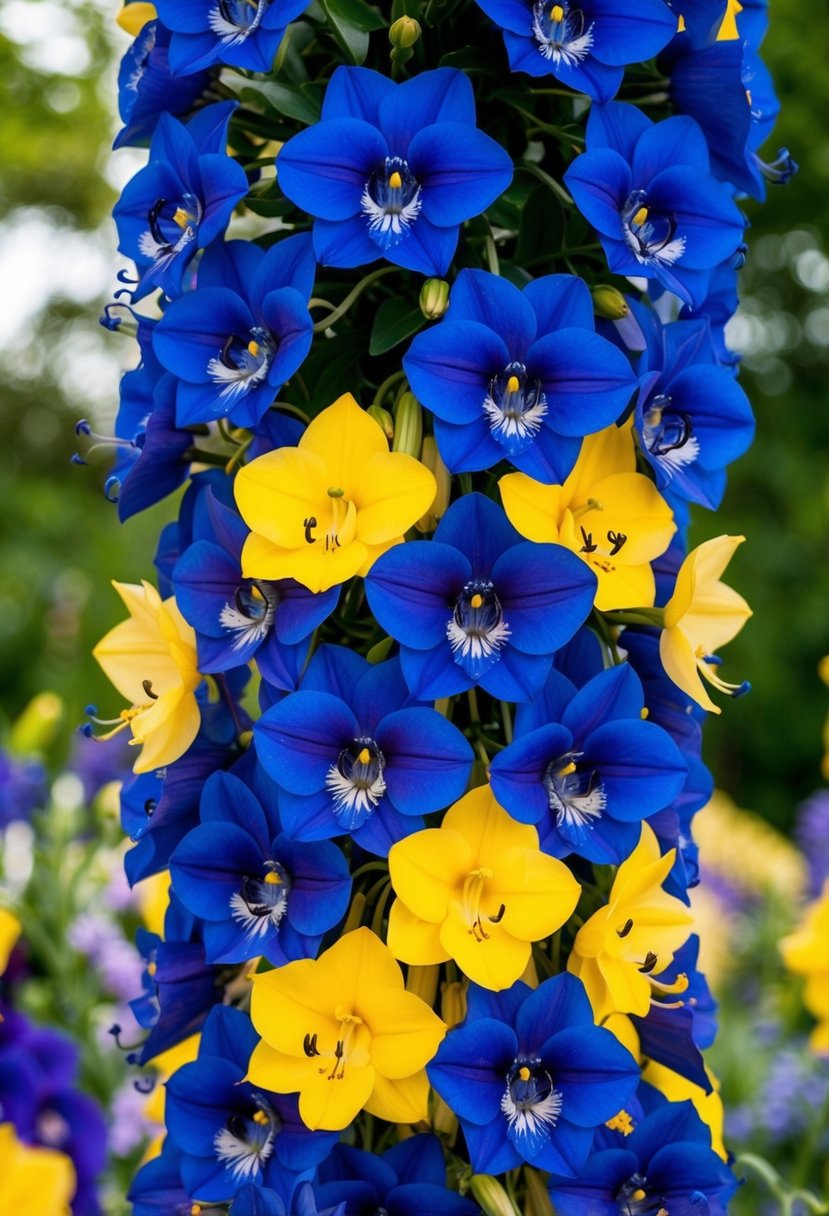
[238,79,322,126]
[321,0,385,65]
[369,297,424,356]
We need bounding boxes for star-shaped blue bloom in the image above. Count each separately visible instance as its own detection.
[174,489,337,690]
[254,645,474,856]
[428,974,639,1176]
[153,234,316,428]
[315,1135,479,1215]
[564,102,745,308]
[474,0,676,103]
[365,493,596,701]
[490,663,686,863]
[155,0,311,75]
[165,1006,338,1204]
[548,1097,738,1215]
[114,101,249,301]
[170,769,352,966]
[276,66,513,275]
[404,269,637,482]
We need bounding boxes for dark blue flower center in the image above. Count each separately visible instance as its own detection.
[616,1174,668,1216]
[144,192,202,257]
[642,394,699,474]
[532,2,594,65]
[483,362,548,456]
[211,0,270,38]
[447,579,511,681]
[361,156,423,251]
[500,1056,562,1153]
[220,580,278,650]
[214,1096,279,1182]
[543,752,606,843]
[208,327,275,401]
[325,736,387,831]
[622,190,683,267]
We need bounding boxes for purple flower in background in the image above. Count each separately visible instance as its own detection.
[0,748,47,827]
[795,790,829,898]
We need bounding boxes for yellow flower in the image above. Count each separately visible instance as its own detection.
[92,581,202,773]
[387,785,580,991]
[499,422,675,611]
[142,1033,202,1158]
[568,823,693,1022]
[0,909,20,976]
[235,393,437,594]
[659,536,751,714]
[643,1062,727,1160]
[781,881,829,1054]
[0,1123,75,1216]
[116,2,157,35]
[247,927,445,1131]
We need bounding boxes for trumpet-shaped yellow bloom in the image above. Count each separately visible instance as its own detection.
[387,785,581,991]
[235,394,437,593]
[0,909,20,976]
[659,535,751,714]
[247,927,445,1131]
[568,824,693,1022]
[0,1123,75,1216]
[499,423,675,611]
[92,581,202,773]
[781,881,829,1053]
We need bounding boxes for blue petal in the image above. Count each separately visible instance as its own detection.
[255,692,359,795]
[548,1148,634,1214]
[351,658,410,733]
[260,287,314,384]
[251,231,317,305]
[400,643,472,700]
[489,724,573,825]
[277,835,352,934]
[377,708,473,815]
[302,643,369,700]
[523,274,595,335]
[352,801,423,857]
[493,541,598,655]
[462,1118,523,1174]
[313,213,380,268]
[386,214,460,278]
[589,0,676,66]
[382,1133,447,1187]
[542,1025,639,1127]
[434,492,521,574]
[564,150,630,239]
[277,119,388,220]
[410,123,513,226]
[278,788,339,842]
[448,269,537,354]
[586,100,652,160]
[632,115,711,182]
[404,321,508,424]
[197,153,250,248]
[153,287,253,383]
[648,167,744,269]
[515,973,595,1049]
[322,64,395,124]
[365,542,470,649]
[379,67,477,152]
[563,663,645,738]
[433,415,504,474]
[528,329,636,436]
[481,647,554,702]
[428,1018,518,1125]
[582,719,686,820]
[198,238,263,295]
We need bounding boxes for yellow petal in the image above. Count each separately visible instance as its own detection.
[116,2,156,35]
[300,393,389,496]
[0,910,20,976]
[93,616,182,705]
[367,988,445,1078]
[353,451,437,545]
[664,535,746,629]
[440,905,530,991]
[298,1061,376,1131]
[388,828,471,922]
[566,421,637,496]
[659,626,720,714]
[589,558,656,613]
[495,848,581,942]
[331,927,406,1009]
[252,958,341,1053]
[130,687,201,773]
[235,447,330,549]
[445,785,538,867]
[246,1041,315,1093]
[365,1069,431,1124]
[0,1125,75,1216]
[499,473,562,543]
[241,531,368,594]
[595,951,652,1019]
[387,900,451,966]
[586,472,675,565]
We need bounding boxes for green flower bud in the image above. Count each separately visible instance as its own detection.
[367,403,395,441]
[469,1175,519,1216]
[9,692,62,756]
[419,277,450,320]
[389,15,421,48]
[392,391,423,458]
[415,436,450,533]
[591,284,630,321]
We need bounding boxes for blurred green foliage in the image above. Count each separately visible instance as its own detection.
[0,0,826,827]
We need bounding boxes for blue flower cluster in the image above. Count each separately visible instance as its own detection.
[81,0,791,1210]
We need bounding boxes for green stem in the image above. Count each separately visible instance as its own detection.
[523,161,574,207]
[312,267,396,332]
[602,608,665,628]
[371,369,406,411]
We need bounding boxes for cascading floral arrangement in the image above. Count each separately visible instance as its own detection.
[79,0,796,1211]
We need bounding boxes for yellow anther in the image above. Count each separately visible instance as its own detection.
[327,486,345,498]
[191,1205,202,1216]
[518,1065,532,1082]
[632,206,649,228]
[173,207,190,228]
[147,961,157,977]
[632,1189,647,1202]
[357,746,371,765]
[551,4,564,20]
[264,871,282,885]
[470,593,484,609]
[247,339,261,357]
[252,1110,270,1126]
[334,1006,364,1024]
[388,170,403,189]
[506,374,520,394]
[640,706,649,720]
[557,761,577,777]
[605,1109,635,1136]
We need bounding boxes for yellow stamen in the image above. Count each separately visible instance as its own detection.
[252,1110,270,1126]
[605,1109,635,1136]
[557,761,577,777]
[506,374,520,394]
[518,1065,532,1082]
[470,593,484,609]
[632,1190,647,1202]
[327,486,344,498]
[264,871,282,885]
[147,961,157,977]
[551,4,564,20]
[173,207,190,228]
[388,170,403,189]
[640,707,649,720]
[191,1205,202,1216]
[247,340,260,358]
[357,746,371,765]
[632,206,649,228]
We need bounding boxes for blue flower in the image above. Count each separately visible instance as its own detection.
[165,1006,337,1204]
[474,0,676,102]
[564,102,745,308]
[155,0,311,75]
[106,372,194,521]
[231,1182,347,1216]
[276,67,513,275]
[403,269,637,482]
[631,306,755,511]
[662,0,728,48]
[114,19,214,150]
[128,1144,190,1216]
[173,489,337,689]
[548,1098,738,1214]
[364,493,596,701]
[490,663,686,863]
[170,770,352,965]
[114,102,248,302]
[153,235,316,427]
[428,973,639,1175]
[254,645,473,856]
[315,1135,478,1215]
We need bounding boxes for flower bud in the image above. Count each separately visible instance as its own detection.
[367,402,395,441]
[392,391,423,458]
[430,1092,458,1138]
[419,277,450,320]
[10,692,63,755]
[406,964,440,1006]
[469,1175,519,1216]
[389,16,421,48]
[591,284,630,320]
[523,1168,554,1216]
[415,436,451,533]
[440,979,467,1028]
